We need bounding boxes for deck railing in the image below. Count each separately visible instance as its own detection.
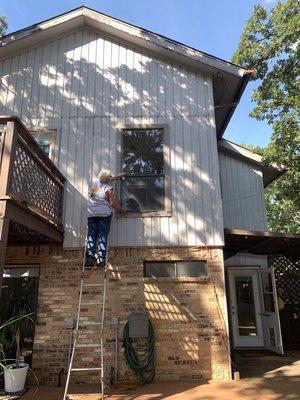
[0,116,65,228]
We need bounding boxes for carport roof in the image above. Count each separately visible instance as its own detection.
[224,228,300,259]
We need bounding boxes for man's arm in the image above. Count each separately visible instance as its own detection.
[106,189,126,214]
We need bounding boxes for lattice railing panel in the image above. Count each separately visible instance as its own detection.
[270,256,300,348]
[10,139,64,226]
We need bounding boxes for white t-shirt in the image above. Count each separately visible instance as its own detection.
[87,181,113,217]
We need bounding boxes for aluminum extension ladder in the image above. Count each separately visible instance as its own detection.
[63,242,108,400]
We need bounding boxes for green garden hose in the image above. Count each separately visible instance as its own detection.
[123,319,155,383]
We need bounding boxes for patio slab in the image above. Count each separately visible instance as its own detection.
[12,350,300,400]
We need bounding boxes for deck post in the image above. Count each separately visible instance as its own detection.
[0,121,17,297]
[0,215,9,298]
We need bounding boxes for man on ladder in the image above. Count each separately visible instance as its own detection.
[63,170,125,400]
[86,169,126,267]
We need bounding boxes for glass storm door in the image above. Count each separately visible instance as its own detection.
[259,268,284,355]
[228,268,264,347]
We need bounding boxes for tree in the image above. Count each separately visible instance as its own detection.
[0,15,8,36]
[232,0,300,233]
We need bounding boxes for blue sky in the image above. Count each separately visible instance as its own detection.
[1,0,277,147]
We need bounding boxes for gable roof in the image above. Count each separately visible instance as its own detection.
[0,6,252,138]
[218,139,287,187]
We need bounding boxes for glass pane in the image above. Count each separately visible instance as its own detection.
[269,327,276,346]
[122,177,165,212]
[261,272,273,293]
[176,261,207,277]
[263,293,275,312]
[1,267,39,367]
[122,129,164,175]
[31,131,53,157]
[144,262,176,277]
[235,276,257,336]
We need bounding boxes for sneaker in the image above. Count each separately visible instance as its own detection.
[84,259,95,269]
[97,260,106,268]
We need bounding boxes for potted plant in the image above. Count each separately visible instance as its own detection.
[0,288,34,393]
[0,314,31,392]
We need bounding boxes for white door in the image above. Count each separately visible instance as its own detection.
[228,268,264,347]
[259,268,284,355]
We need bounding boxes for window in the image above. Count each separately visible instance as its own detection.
[30,129,56,160]
[1,265,39,367]
[119,126,170,215]
[144,261,207,278]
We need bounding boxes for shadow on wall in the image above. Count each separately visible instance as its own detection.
[107,248,230,383]
[143,280,213,381]
[0,27,222,247]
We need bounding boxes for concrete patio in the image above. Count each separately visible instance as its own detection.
[17,350,300,400]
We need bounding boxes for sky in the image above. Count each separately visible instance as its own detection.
[1,0,278,147]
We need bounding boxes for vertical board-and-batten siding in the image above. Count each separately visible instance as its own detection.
[218,151,267,231]
[0,28,224,248]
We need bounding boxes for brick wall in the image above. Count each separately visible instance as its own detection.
[5,245,231,385]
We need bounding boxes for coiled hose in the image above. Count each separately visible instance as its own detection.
[123,319,155,383]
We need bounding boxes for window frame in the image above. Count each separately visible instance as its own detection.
[2,264,40,367]
[29,128,57,162]
[116,124,172,218]
[143,260,207,279]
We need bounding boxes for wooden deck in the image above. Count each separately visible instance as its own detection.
[0,116,66,290]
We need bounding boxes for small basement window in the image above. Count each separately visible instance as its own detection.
[144,261,207,278]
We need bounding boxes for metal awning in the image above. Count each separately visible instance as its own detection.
[224,228,300,259]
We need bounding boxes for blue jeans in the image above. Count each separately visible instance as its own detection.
[86,215,112,263]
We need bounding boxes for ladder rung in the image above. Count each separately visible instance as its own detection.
[82,283,104,287]
[71,367,102,372]
[81,301,104,306]
[76,343,101,348]
[79,321,102,326]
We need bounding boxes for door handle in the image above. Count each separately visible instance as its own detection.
[259,313,270,316]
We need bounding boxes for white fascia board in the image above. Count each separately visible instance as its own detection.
[0,7,246,79]
[218,139,263,163]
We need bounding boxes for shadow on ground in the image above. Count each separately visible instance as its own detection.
[16,350,300,400]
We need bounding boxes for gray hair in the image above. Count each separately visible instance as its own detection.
[98,169,112,183]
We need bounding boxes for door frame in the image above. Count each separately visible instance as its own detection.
[227,266,264,348]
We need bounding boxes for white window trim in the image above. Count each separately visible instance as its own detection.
[116,124,172,218]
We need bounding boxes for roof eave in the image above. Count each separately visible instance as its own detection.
[0,6,249,138]
[216,69,253,139]
[218,139,287,187]
[0,6,246,79]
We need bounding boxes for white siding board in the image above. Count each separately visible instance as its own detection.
[219,152,267,231]
[13,52,27,116]
[53,36,67,118]
[225,254,268,268]
[0,27,224,248]
[6,55,19,115]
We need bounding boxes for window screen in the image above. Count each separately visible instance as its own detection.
[121,128,165,212]
[144,261,207,278]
